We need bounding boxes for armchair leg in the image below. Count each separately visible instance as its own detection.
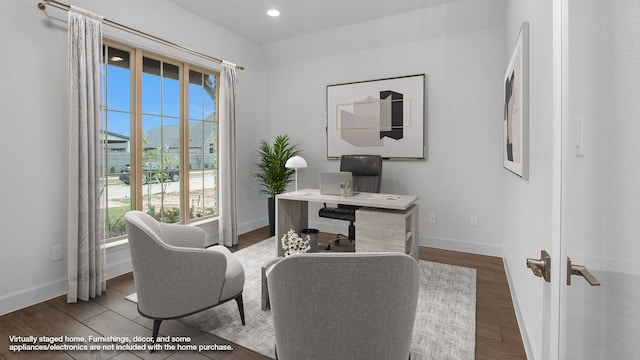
[150,319,162,353]
[235,294,246,325]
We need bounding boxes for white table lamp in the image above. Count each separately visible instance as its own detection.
[285,155,307,195]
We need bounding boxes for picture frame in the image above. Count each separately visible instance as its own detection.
[326,74,425,159]
[504,22,529,179]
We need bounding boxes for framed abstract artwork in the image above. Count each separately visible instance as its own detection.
[326,74,425,159]
[504,22,529,179]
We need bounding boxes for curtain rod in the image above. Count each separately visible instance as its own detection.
[37,0,245,70]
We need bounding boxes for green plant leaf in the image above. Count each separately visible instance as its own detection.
[254,134,301,196]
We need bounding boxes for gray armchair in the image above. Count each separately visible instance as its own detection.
[267,252,419,360]
[124,210,245,344]
[319,154,382,244]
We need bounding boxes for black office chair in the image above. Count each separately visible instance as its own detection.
[319,155,382,247]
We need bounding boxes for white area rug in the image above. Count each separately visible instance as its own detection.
[128,238,476,359]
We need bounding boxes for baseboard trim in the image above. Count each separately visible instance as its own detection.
[503,254,535,360]
[239,217,269,235]
[1,219,270,316]
[0,251,133,316]
[422,235,503,257]
[2,217,502,316]
[0,277,66,316]
[308,220,503,257]
[105,256,133,280]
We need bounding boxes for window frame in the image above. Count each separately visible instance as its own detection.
[102,39,221,242]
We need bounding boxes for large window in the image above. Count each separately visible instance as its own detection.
[101,42,220,241]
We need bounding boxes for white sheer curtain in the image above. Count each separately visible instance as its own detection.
[66,6,106,302]
[219,61,238,246]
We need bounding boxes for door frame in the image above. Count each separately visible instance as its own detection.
[550,0,569,359]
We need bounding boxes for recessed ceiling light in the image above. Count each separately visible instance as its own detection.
[267,9,280,17]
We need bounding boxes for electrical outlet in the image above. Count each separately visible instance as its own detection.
[470,216,479,228]
[428,212,437,223]
[51,245,63,261]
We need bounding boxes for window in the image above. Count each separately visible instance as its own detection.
[101,42,220,241]
[102,45,132,239]
[188,70,219,219]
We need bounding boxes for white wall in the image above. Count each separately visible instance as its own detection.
[502,1,553,360]
[263,0,506,255]
[0,0,270,315]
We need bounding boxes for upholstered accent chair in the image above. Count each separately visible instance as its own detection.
[267,252,419,360]
[124,211,245,343]
[319,154,382,245]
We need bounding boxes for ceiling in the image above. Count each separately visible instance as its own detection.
[168,0,460,44]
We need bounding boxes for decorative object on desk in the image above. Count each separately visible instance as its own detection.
[281,229,311,256]
[504,22,529,179]
[326,74,425,159]
[339,181,352,197]
[285,155,307,195]
[255,134,301,236]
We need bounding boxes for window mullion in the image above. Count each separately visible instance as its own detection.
[132,48,144,212]
[181,64,190,224]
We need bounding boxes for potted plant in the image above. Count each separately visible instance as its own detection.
[255,134,301,236]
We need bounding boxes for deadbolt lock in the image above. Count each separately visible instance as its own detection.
[526,250,551,282]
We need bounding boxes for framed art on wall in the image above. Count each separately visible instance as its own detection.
[326,74,425,159]
[504,22,529,179]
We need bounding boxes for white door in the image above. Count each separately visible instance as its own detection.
[558,0,640,358]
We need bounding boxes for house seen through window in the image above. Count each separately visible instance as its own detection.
[101,42,219,241]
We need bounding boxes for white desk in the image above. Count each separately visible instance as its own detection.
[275,189,419,259]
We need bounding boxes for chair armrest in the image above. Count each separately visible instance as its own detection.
[159,222,205,248]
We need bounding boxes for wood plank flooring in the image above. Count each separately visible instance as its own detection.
[0,226,526,359]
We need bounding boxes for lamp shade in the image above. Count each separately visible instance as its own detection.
[285,156,308,169]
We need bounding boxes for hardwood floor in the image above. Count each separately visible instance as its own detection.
[0,226,526,359]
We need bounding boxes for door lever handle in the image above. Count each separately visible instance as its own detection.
[567,258,601,286]
[526,250,551,282]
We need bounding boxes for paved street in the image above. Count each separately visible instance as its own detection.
[102,170,216,207]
